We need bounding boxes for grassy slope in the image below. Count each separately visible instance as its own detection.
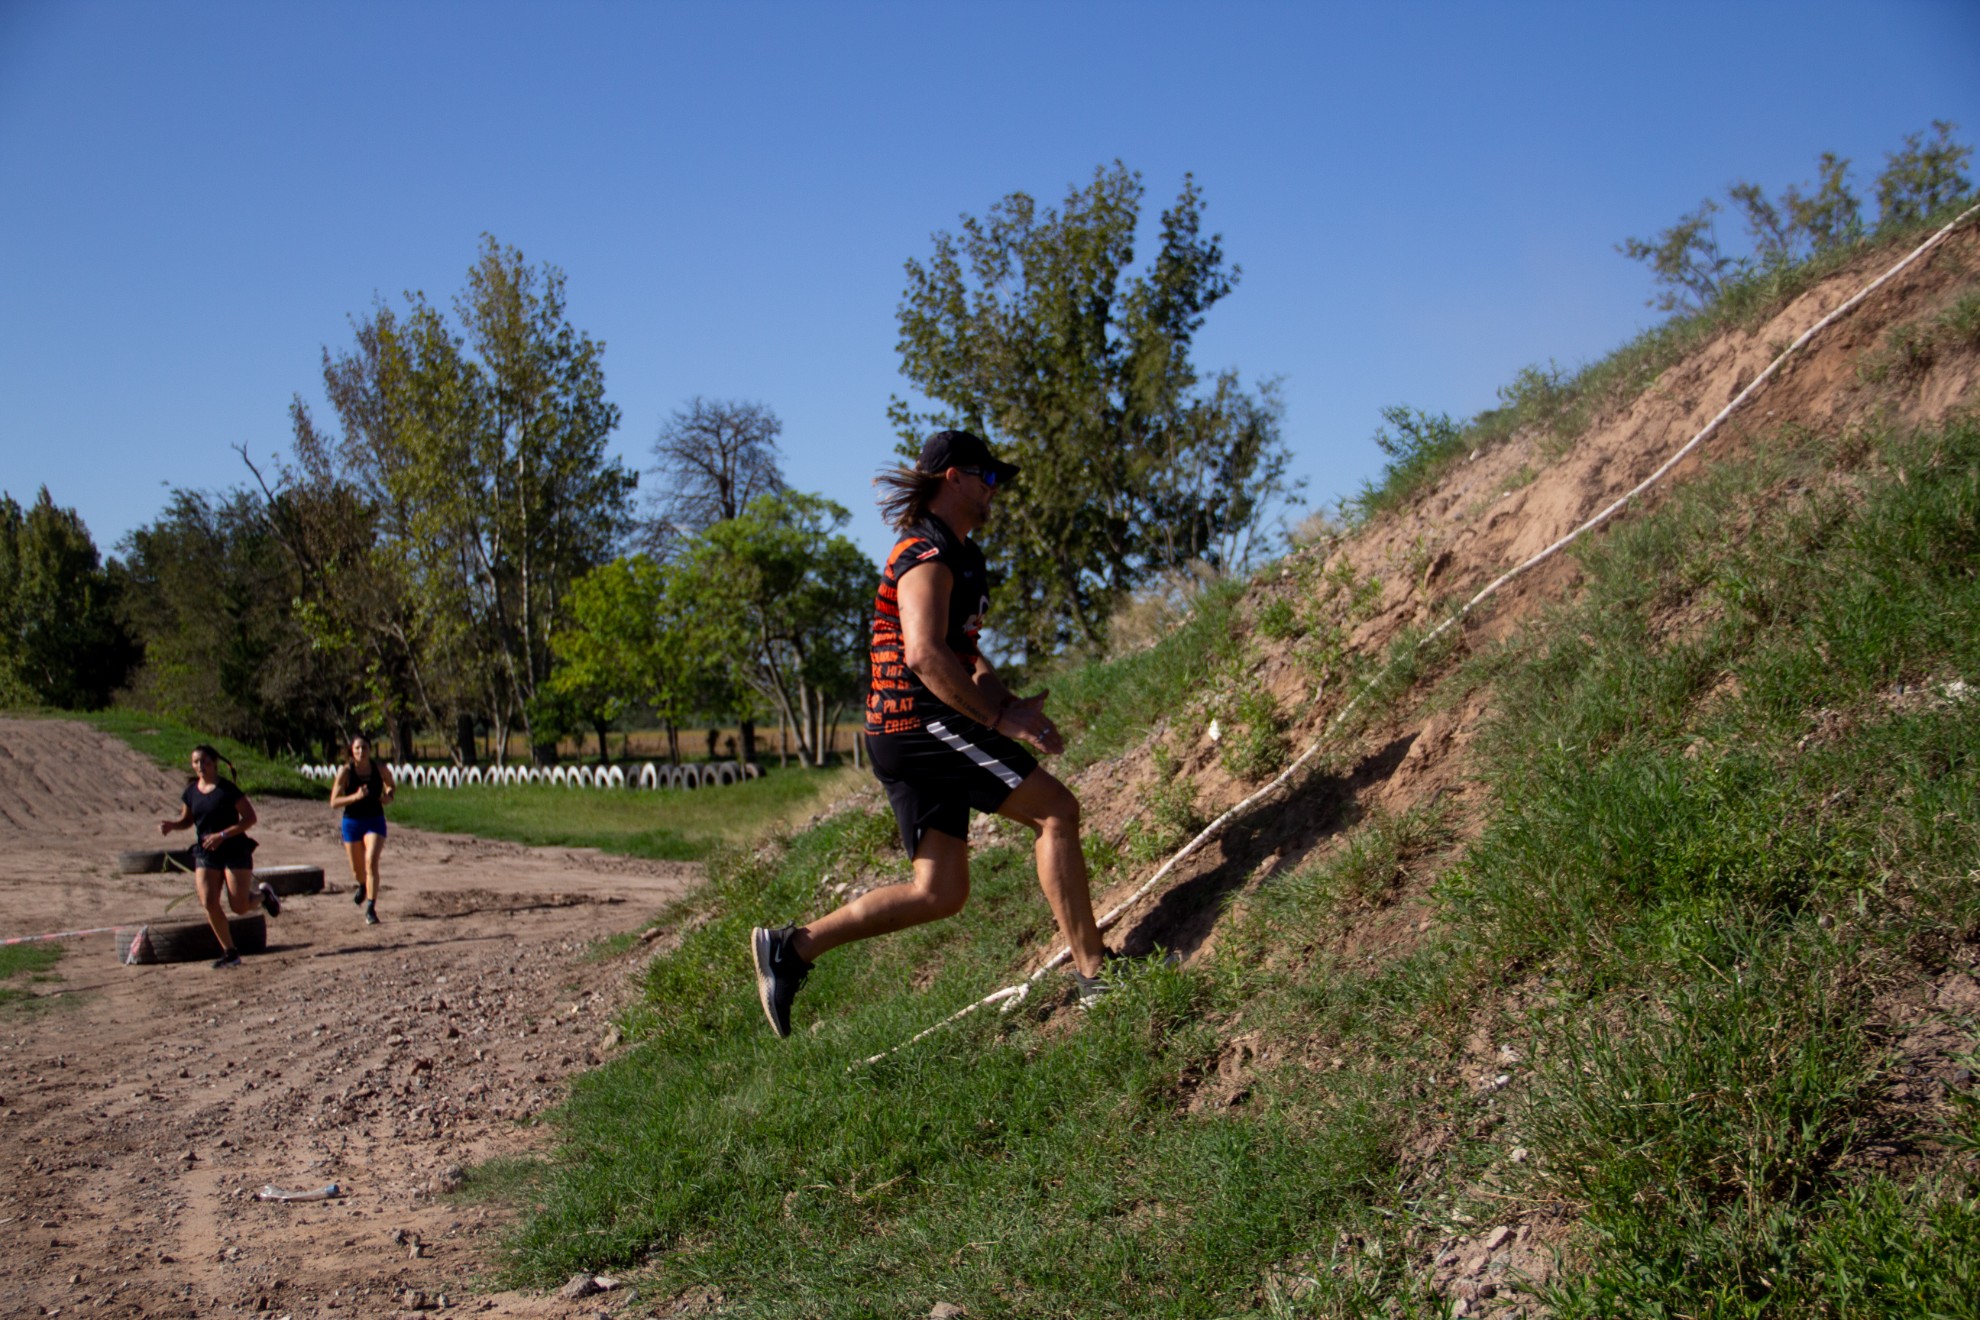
[487,217,1980,1316]
[76,708,319,798]
[1423,415,1980,1314]
[502,421,1980,1317]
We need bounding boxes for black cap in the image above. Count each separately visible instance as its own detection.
[917,429,1020,483]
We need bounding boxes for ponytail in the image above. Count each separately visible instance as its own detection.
[189,743,239,785]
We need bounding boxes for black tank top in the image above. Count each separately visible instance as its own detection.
[342,763,386,819]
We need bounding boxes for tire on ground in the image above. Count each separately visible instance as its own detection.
[716,763,740,786]
[255,864,326,896]
[115,914,268,965]
[116,848,198,874]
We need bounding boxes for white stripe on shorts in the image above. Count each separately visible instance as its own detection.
[925,719,1026,789]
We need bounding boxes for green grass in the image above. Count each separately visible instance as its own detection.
[1434,413,1980,1313]
[0,942,64,1010]
[79,707,318,797]
[1218,689,1288,782]
[497,810,1433,1316]
[1048,577,1246,771]
[484,411,1980,1315]
[387,766,868,861]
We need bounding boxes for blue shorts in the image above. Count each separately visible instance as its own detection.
[340,816,387,844]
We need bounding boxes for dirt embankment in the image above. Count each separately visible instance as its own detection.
[0,717,698,1318]
[1072,224,1980,968]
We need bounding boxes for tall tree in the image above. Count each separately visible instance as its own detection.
[276,235,637,762]
[893,162,1299,658]
[115,488,335,750]
[644,397,786,554]
[671,491,871,767]
[244,417,429,757]
[0,488,137,710]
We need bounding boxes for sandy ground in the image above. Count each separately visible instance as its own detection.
[0,718,700,1319]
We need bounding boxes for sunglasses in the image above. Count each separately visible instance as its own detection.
[958,466,1001,488]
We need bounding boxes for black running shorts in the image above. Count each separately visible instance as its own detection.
[190,835,258,873]
[867,718,1039,859]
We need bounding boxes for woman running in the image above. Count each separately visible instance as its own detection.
[329,734,394,925]
[158,744,280,969]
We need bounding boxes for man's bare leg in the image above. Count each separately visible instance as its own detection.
[998,769,1105,978]
[792,829,970,962]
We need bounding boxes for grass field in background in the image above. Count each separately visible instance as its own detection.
[76,708,319,798]
[70,707,869,864]
[486,407,1980,1315]
[385,765,870,861]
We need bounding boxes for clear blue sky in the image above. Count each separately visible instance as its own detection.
[3,0,1976,569]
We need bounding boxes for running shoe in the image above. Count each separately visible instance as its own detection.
[212,949,243,970]
[750,925,812,1039]
[1071,966,1111,1010]
[364,903,379,926]
[352,883,367,906]
[258,881,281,918]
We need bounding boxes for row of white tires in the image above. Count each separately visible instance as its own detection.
[294,761,762,790]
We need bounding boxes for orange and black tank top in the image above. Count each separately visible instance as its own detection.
[866,514,989,736]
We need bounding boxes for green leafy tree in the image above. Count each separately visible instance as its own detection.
[1626,124,1972,313]
[281,235,637,763]
[1618,199,1734,313]
[672,491,871,767]
[893,162,1300,658]
[551,555,716,765]
[115,488,340,750]
[0,488,137,709]
[241,431,425,757]
[1781,151,1861,252]
[1726,181,1797,269]
[1876,120,1973,226]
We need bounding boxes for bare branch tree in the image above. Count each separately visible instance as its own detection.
[643,398,786,554]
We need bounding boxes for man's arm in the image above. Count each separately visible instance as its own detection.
[897,563,1063,754]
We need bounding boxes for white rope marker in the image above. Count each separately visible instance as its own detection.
[857,204,1980,1069]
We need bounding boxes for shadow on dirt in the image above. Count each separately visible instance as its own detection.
[405,890,625,919]
[1118,732,1418,963]
[304,933,520,958]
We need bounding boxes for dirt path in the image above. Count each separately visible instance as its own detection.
[0,718,699,1319]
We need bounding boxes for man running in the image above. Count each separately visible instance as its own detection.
[750,430,1109,1037]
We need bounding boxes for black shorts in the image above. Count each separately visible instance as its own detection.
[867,717,1039,859]
[191,835,258,873]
